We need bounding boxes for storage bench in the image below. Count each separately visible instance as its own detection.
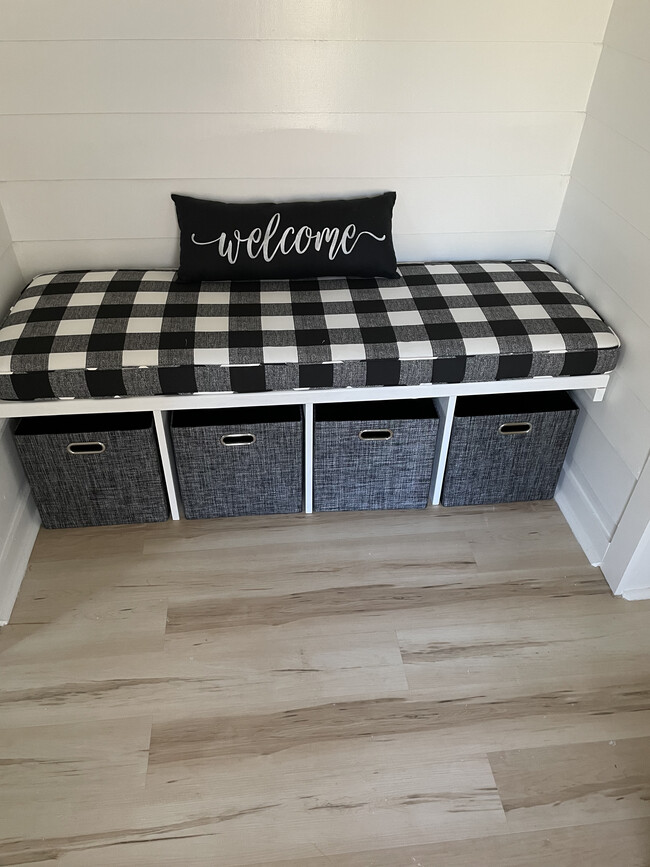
[0,260,621,524]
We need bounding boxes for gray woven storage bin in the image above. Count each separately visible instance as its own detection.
[313,400,439,512]
[441,392,578,506]
[13,413,169,529]
[171,406,303,518]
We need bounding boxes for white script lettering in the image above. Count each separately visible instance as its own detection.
[191,213,386,263]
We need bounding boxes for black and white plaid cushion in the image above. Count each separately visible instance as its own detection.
[0,262,620,400]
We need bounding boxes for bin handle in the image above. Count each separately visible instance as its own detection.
[498,422,532,435]
[359,429,393,441]
[67,441,106,454]
[220,433,256,446]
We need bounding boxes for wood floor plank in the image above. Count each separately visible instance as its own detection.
[151,526,476,597]
[1,752,505,865]
[489,736,650,832]
[161,570,612,641]
[146,682,650,767]
[1,588,167,660]
[0,661,409,729]
[163,626,404,675]
[0,717,151,806]
[18,546,476,606]
[29,522,147,563]
[16,524,478,616]
[398,609,650,695]
[147,707,650,794]
[164,567,609,635]
[9,562,166,625]
[6,862,60,867]
[144,699,650,830]
[147,707,650,787]
[248,817,650,866]
[467,507,591,573]
[139,505,499,556]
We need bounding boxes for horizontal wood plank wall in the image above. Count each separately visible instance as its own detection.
[0,0,612,278]
[551,0,650,584]
[1,0,615,42]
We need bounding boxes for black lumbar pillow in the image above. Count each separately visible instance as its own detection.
[171,192,398,282]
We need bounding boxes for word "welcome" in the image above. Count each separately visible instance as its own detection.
[191,213,386,264]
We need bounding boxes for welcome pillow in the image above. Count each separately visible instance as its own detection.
[172,192,398,282]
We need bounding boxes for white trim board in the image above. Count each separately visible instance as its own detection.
[555,462,611,567]
[0,373,611,420]
[622,588,650,601]
[0,484,40,625]
[603,453,650,596]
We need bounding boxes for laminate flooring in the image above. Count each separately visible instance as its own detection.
[1,502,650,866]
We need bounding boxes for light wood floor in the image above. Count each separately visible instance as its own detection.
[1,501,650,866]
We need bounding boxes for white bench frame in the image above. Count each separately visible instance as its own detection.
[0,373,610,520]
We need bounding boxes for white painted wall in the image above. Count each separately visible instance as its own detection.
[0,202,40,623]
[551,0,650,592]
[0,0,612,279]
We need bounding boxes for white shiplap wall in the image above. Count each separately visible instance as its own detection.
[0,0,612,279]
[551,0,650,590]
[0,203,40,623]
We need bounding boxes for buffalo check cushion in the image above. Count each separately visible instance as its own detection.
[0,262,620,400]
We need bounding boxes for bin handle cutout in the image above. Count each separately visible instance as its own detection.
[498,422,532,435]
[359,429,393,441]
[220,433,256,446]
[67,441,106,454]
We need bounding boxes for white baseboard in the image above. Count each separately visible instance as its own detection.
[0,485,40,625]
[555,463,611,571]
[621,588,650,601]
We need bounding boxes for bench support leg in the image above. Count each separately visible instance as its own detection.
[304,403,314,514]
[153,410,181,520]
[587,387,607,402]
[430,395,457,506]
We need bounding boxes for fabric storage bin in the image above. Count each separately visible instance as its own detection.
[441,392,579,506]
[313,400,439,512]
[13,413,169,529]
[171,406,303,518]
